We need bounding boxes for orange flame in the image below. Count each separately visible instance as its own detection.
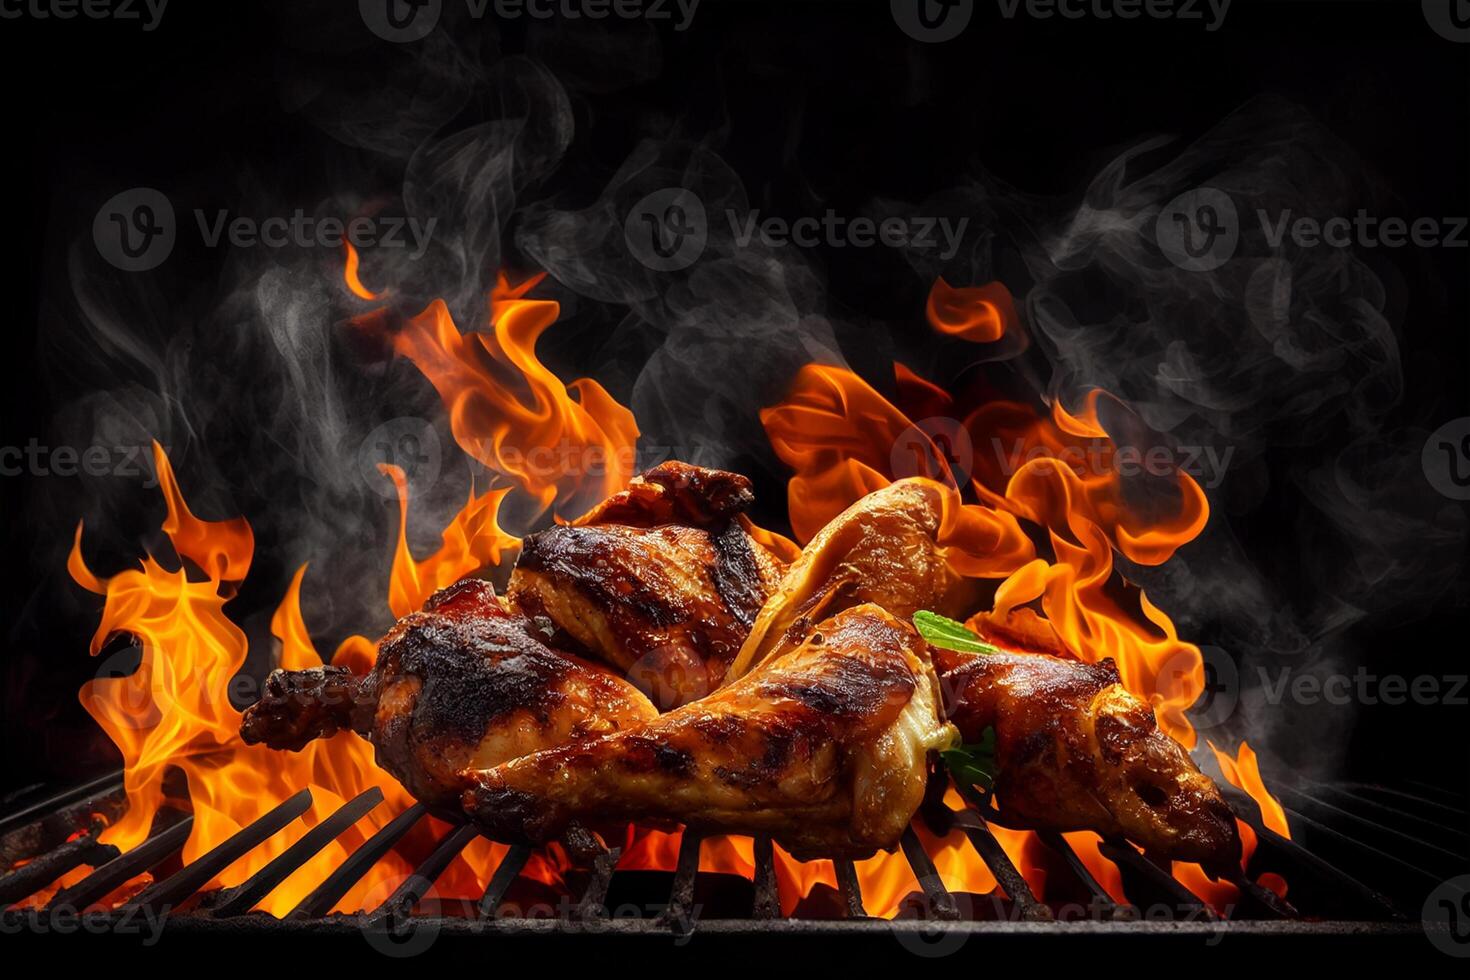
[1210,740,1292,839]
[379,463,519,621]
[760,360,1257,908]
[343,243,381,301]
[65,445,557,915]
[926,277,1016,343]
[390,272,639,517]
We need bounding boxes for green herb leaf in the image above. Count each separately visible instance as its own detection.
[913,610,1002,655]
[941,727,999,793]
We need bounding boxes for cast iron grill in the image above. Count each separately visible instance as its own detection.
[3,763,1462,946]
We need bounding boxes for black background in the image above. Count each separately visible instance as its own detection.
[0,0,1465,826]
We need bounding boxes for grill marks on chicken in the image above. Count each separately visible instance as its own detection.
[936,646,1241,875]
[463,604,957,859]
[510,462,786,707]
[240,579,656,816]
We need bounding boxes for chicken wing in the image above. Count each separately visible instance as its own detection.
[240,578,657,816]
[936,646,1241,875]
[509,461,788,708]
[462,604,957,860]
[725,478,979,682]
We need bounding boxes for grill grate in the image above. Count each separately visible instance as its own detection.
[2,764,1459,945]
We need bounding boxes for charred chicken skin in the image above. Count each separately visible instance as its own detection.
[240,579,657,816]
[462,604,957,860]
[935,646,1241,875]
[509,461,787,708]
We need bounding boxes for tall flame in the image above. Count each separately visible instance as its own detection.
[390,272,639,516]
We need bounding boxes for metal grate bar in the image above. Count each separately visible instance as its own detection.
[478,844,531,918]
[48,816,193,912]
[1225,869,1298,919]
[1293,780,1468,843]
[751,836,780,919]
[0,827,118,907]
[1099,838,1218,921]
[121,789,313,916]
[573,841,622,920]
[288,803,426,920]
[210,787,384,918]
[832,859,867,918]
[953,806,1051,921]
[1037,831,1135,921]
[898,826,959,920]
[1277,805,1441,885]
[1276,786,1464,864]
[657,829,704,930]
[0,771,124,839]
[371,822,478,918]
[1244,817,1402,919]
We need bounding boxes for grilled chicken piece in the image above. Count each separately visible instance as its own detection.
[725,478,979,682]
[509,461,788,708]
[936,647,1241,875]
[462,604,957,859]
[240,579,657,817]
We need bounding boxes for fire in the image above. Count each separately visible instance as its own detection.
[60,266,1281,922]
[343,243,381,301]
[379,463,519,621]
[389,271,639,517]
[67,445,568,915]
[757,343,1272,911]
[926,277,1016,343]
[1210,740,1292,839]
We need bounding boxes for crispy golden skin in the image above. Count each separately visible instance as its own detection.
[509,461,787,708]
[726,478,980,681]
[463,604,957,859]
[936,647,1241,875]
[240,579,657,817]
